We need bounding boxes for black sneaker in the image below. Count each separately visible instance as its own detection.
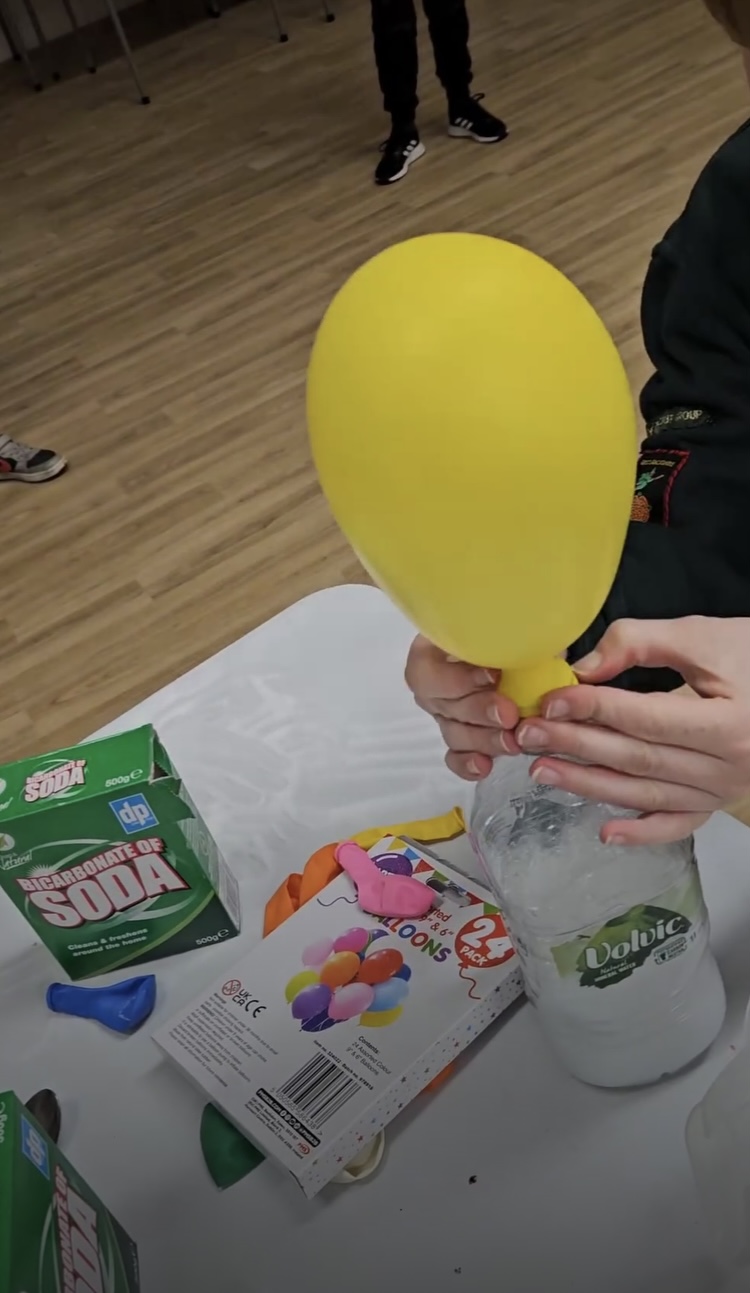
[374,131,426,185]
[448,93,508,143]
[0,434,67,482]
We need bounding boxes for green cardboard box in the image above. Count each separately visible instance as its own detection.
[0,725,241,980]
[0,1090,140,1293]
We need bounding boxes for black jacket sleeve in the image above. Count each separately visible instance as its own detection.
[568,118,750,693]
[568,423,750,692]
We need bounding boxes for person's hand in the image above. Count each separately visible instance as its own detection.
[404,635,520,779]
[514,617,750,845]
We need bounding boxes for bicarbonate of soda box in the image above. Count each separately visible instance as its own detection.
[0,725,241,981]
[0,1089,140,1292]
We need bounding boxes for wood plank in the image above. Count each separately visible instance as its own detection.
[1,0,746,801]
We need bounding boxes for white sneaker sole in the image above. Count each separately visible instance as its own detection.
[448,124,507,143]
[376,140,426,185]
[0,455,68,483]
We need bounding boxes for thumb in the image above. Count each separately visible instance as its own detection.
[571,617,714,686]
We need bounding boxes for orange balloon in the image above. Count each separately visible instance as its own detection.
[319,951,360,990]
[357,949,404,985]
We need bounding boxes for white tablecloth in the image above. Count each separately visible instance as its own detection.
[2,585,749,1293]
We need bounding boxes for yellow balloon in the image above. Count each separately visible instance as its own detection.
[284,970,319,1003]
[360,1006,404,1028]
[307,234,638,714]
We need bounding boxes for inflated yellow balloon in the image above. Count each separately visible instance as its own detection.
[307,233,638,714]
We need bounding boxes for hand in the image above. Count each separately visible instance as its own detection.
[514,617,750,845]
[404,635,521,779]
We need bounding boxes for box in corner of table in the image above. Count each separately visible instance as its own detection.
[0,1090,140,1293]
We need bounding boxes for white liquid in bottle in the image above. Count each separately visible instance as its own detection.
[470,755,726,1087]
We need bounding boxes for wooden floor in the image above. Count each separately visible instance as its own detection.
[1,0,747,761]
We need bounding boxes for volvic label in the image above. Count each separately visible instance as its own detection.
[552,871,706,990]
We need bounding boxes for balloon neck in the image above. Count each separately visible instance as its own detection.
[499,658,579,718]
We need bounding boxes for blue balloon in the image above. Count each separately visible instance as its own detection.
[46,976,156,1035]
[369,978,410,1012]
[394,964,412,982]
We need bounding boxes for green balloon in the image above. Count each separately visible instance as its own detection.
[200,1104,265,1190]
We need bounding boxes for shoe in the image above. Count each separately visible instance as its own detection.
[448,93,508,143]
[0,434,67,482]
[375,131,426,185]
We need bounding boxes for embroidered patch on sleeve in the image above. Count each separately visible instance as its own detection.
[630,449,690,526]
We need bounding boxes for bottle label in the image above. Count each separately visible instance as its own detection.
[550,866,707,990]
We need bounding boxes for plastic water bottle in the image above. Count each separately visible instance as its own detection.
[469,755,727,1087]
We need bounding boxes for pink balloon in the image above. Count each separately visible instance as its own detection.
[333,927,369,955]
[302,938,334,969]
[328,982,375,1022]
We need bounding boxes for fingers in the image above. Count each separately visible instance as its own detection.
[517,716,725,793]
[572,616,727,690]
[528,756,722,816]
[534,684,734,758]
[405,636,495,706]
[436,716,521,760]
[598,810,712,847]
[430,689,511,729]
[405,635,519,729]
[445,750,493,781]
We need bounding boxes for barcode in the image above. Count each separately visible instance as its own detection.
[278,1053,360,1127]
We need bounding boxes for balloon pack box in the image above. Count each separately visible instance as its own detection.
[0,1089,140,1293]
[0,725,241,981]
[155,836,523,1197]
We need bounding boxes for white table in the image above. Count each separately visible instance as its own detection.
[3,585,750,1293]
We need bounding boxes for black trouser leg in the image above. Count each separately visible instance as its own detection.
[370,0,419,129]
[422,0,472,108]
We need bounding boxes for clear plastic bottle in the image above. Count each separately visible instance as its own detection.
[469,755,727,1087]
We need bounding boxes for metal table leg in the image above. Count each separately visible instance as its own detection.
[0,6,21,58]
[198,0,293,43]
[60,0,97,73]
[0,0,42,88]
[19,0,60,79]
[100,0,150,102]
[267,0,288,42]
